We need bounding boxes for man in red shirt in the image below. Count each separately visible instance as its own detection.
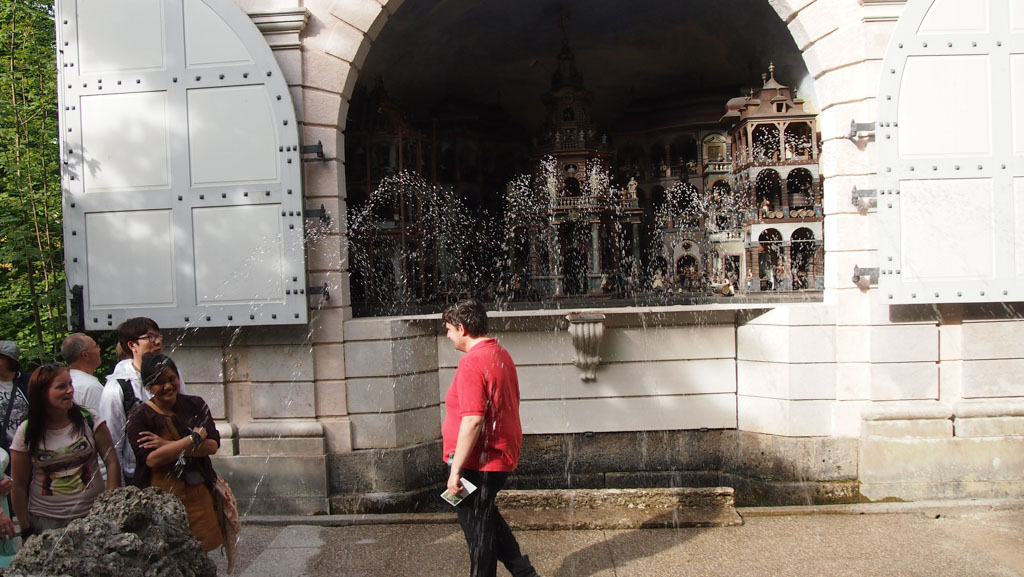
[442,299,540,577]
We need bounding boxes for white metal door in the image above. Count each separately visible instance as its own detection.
[877,0,1024,304]
[57,0,308,329]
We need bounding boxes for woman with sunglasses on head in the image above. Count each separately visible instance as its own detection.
[126,354,222,552]
[10,364,121,540]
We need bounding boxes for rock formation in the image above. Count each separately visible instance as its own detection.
[6,486,216,577]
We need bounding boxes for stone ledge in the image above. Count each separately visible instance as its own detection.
[239,420,325,438]
[330,485,446,514]
[496,487,741,529]
[862,401,951,421]
[863,419,952,439]
[955,399,1024,418]
[860,436,1024,497]
[860,480,1024,502]
[239,436,326,456]
[955,416,1024,438]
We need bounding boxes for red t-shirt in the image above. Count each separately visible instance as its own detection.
[442,338,522,472]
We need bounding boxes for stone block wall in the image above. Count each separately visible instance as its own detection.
[437,310,741,435]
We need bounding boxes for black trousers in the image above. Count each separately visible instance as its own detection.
[455,469,537,577]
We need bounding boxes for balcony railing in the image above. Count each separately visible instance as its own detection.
[552,195,640,210]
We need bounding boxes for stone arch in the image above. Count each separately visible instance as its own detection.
[306,0,846,230]
[297,0,866,453]
[303,0,861,184]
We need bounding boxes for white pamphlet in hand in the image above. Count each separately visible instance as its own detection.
[440,476,478,506]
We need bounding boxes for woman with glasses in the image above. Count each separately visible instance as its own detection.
[10,364,121,539]
[126,354,222,552]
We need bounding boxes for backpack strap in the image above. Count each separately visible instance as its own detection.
[0,386,17,452]
[118,378,139,417]
[12,372,29,396]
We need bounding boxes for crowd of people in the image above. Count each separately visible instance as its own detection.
[0,317,235,568]
[0,300,534,577]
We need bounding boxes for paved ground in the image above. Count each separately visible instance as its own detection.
[214,501,1024,577]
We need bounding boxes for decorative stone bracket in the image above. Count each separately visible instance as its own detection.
[566,313,605,381]
[249,8,309,50]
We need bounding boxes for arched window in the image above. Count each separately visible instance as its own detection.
[751,124,780,162]
[758,228,783,291]
[564,177,581,197]
[649,144,667,177]
[783,122,814,160]
[674,135,699,172]
[786,168,814,209]
[755,169,782,215]
[791,227,817,290]
[676,254,701,291]
[710,180,734,229]
[703,134,728,163]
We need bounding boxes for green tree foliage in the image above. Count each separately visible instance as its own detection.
[0,0,65,367]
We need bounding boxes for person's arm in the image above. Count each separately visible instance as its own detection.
[187,436,218,458]
[143,434,192,468]
[92,422,121,490]
[10,449,30,537]
[139,401,218,467]
[190,399,220,457]
[446,414,483,494]
[141,428,217,467]
[0,507,12,540]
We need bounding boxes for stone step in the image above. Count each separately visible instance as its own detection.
[496,486,742,529]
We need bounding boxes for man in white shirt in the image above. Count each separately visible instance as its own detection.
[62,333,104,415]
[99,318,184,485]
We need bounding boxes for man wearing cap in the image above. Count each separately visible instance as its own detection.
[62,333,104,415]
[99,317,185,486]
[0,342,30,452]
